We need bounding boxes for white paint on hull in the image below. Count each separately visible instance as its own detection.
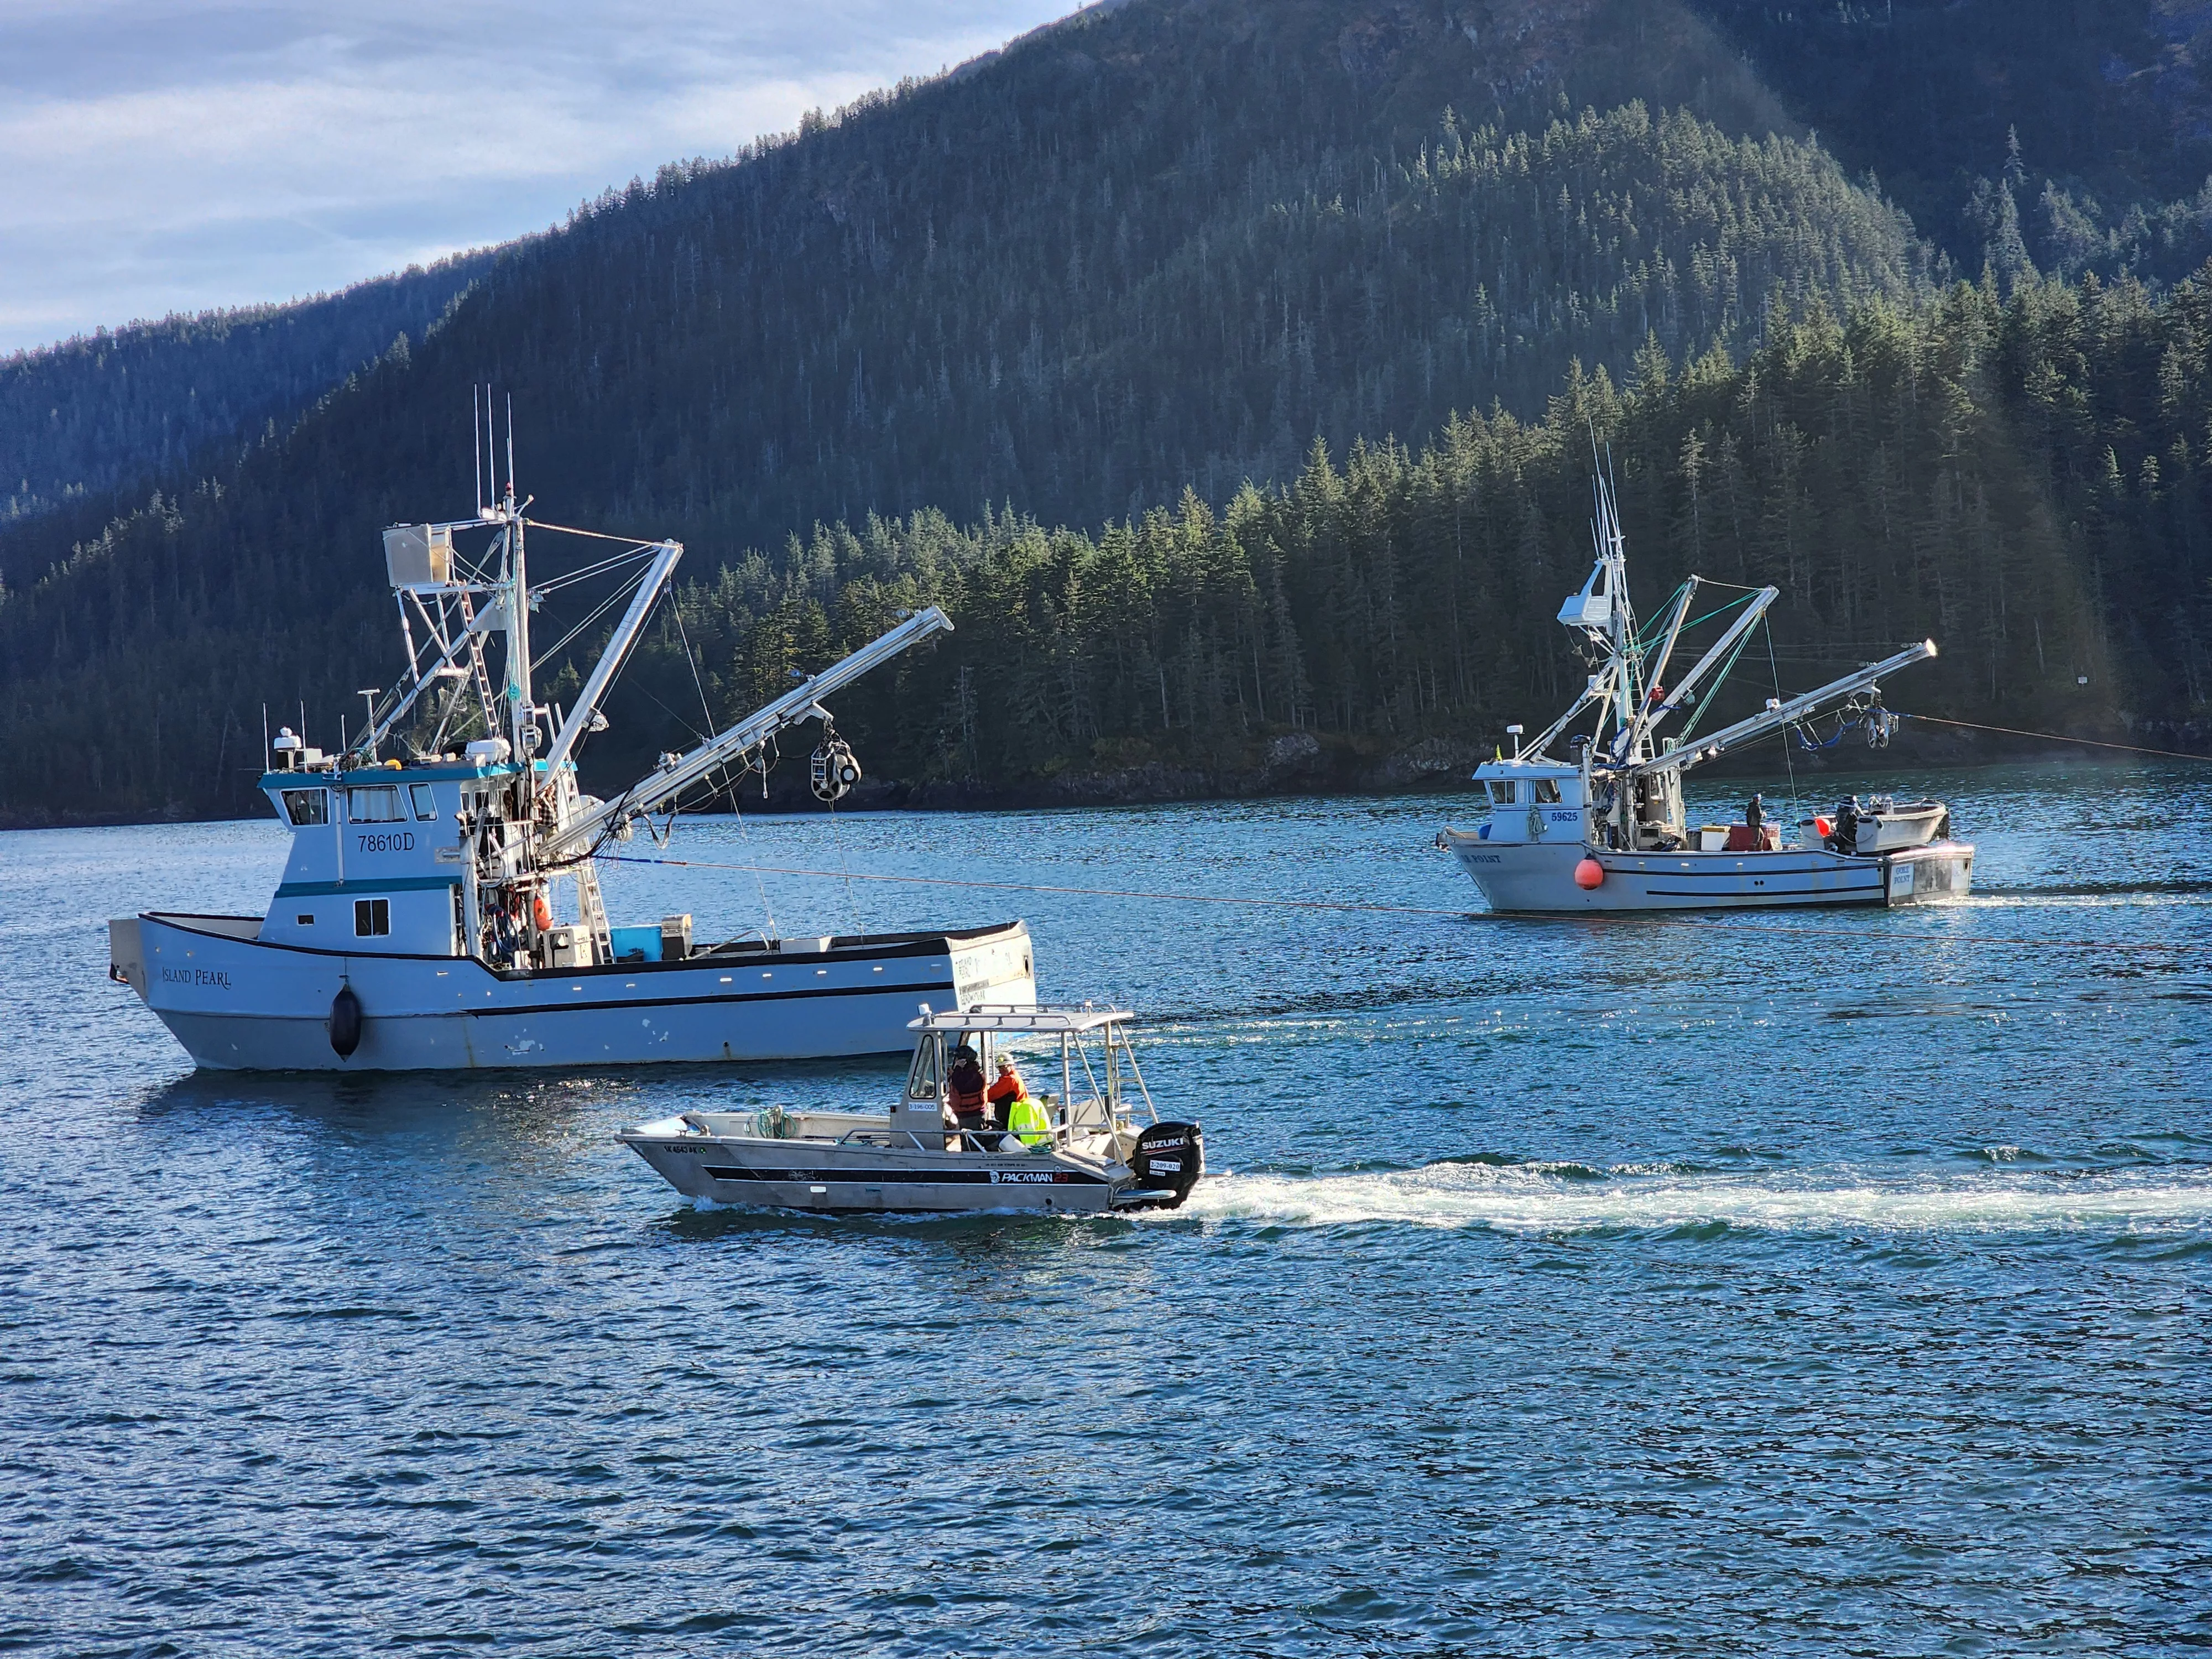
[621,1121,1129,1214]
[1441,832,1975,912]
[116,912,1035,1071]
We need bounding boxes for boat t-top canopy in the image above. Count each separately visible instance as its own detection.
[911,1003,1134,1034]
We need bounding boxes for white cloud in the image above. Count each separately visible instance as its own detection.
[0,0,1079,353]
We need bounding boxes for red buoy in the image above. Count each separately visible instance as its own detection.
[1574,856,1605,890]
[1813,815,1834,839]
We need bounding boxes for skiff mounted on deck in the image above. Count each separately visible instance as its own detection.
[107,436,1035,1071]
[618,1005,1206,1215]
[1439,472,1974,912]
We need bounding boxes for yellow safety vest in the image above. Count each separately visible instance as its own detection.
[1008,1094,1052,1149]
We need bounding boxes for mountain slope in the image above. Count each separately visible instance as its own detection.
[0,0,1991,825]
[1686,0,2212,286]
[0,255,489,552]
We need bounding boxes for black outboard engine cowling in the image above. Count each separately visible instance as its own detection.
[1126,1121,1204,1208]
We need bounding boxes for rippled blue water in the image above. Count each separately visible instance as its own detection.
[3,761,2208,1656]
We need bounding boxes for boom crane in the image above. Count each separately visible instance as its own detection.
[544,606,954,862]
[1625,639,1936,779]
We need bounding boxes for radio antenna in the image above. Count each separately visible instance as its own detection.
[472,385,484,514]
[504,395,515,506]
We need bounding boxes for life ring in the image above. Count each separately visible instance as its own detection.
[532,893,552,931]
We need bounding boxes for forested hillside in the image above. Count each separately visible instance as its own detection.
[6,270,2211,826]
[0,255,488,548]
[2,0,2209,829]
[0,0,1950,825]
[576,277,2212,799]
[1687,0,2212,287]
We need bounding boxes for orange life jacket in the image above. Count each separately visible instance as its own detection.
[948,1061,987,1113]
[987,1071,1024,1107]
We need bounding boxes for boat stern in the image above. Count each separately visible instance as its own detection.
[947,920,1037,1011]
[1882,841,1975,904]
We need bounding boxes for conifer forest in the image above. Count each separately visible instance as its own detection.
[2,0,2209,825]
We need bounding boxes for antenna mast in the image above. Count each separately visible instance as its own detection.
[501,399,533,764]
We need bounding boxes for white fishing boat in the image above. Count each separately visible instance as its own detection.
[618,1005,1205,1214]
[1439,474,1974,912]
[106,447,1034,1070]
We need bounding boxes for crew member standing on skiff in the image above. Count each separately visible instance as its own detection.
[947,1044,989,1139]
[986,1055,1026,1129]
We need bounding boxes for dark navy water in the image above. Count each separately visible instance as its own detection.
[3,763,2208,1656]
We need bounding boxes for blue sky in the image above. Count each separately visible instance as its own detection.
[0,0,1080,356]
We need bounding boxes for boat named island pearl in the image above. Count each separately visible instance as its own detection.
[107,445,1034,1070]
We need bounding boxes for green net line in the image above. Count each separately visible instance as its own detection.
[1637,586,1756,653]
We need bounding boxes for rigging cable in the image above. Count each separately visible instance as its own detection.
[536,565,650,664]
[1896,715,2211,763]
[668,601,780,938]
[722,765,780,940]
[523,518,672,546]
[827,792,865,940]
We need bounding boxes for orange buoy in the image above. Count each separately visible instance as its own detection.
[1813,815,1834,838]
[1574,856,1605,890]
[533,892,553,931]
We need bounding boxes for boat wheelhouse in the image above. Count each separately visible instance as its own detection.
[107,447,1034,1070]
[1439,473,1974,912]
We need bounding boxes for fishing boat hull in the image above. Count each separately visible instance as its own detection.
[618,1115,1198,1215]
[1440,832,1974,912]
[108,913,1035,1071]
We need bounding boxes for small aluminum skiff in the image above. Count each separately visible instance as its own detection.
[619,1004,1204,1215]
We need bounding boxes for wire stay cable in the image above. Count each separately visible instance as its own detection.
[1901,714,2210,763]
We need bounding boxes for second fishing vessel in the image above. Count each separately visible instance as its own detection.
[1439,473,1974,912]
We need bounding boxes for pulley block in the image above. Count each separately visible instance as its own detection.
[810,728,863,803]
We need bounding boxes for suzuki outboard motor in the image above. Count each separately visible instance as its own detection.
[1124,1121,1204,1208]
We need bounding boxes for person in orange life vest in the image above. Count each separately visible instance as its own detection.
[946,1044,989,1134]
[986,1055,1026,1128]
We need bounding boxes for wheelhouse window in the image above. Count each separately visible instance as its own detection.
[1532,778,1563,804]
[1487,781,1517,806]
[905,1035,942,1101]
[280,788,328,826]
[347,785,405,823]
[354,899,390,937]
[409,783,439,821]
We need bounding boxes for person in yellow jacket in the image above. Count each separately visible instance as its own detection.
[1004,1092,1052,1150]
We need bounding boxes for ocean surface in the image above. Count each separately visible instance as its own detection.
[2,761,2207,1656]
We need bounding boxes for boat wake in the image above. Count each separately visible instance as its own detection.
[1183,1160,2212,1236]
